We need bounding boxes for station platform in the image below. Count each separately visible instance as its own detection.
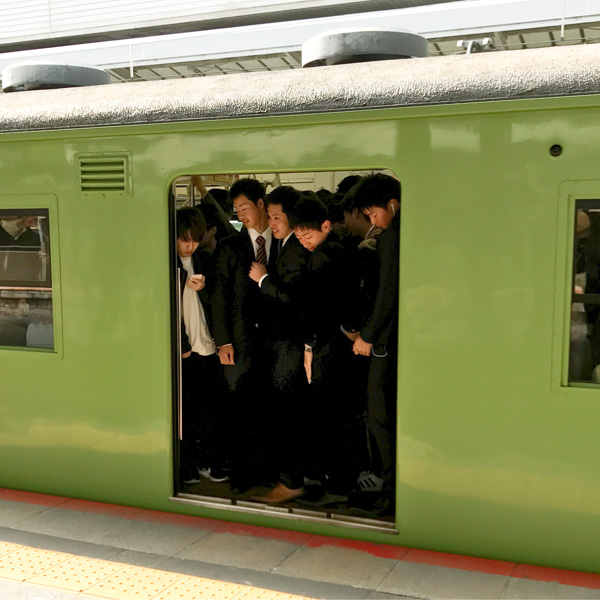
[1,488,600,599]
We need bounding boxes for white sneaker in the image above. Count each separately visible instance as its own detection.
[198,466,230,483]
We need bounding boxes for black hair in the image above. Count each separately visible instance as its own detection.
[177,206,207,242]
[196,204,228,240]
[208,188,233,213]
[336,175,362,195]
[323,192,345,224]
[227,178,266,205]
[288,194,329,231]
[352,173,401,211]
[316,188,333,203]
[265,186,301,217]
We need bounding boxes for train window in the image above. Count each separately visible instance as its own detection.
[0,209,53,350]
[172,170,399,524]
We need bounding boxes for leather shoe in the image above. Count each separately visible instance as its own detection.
[252,483,304,503]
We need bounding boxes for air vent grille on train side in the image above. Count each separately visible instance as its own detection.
[78,154,131,194]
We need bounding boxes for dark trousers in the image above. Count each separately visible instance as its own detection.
[222,340,275,483]
[305,332,364,494]
[270,337,308,489]
[367,345,397,498]
[181,352,227,476]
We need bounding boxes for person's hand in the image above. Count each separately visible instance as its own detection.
[343,330,360,342]
[187,274,205,291]
[249,262,267,283]
[353,335,373,357]
[182,350,192,359]
[219,344,235,365]
[304,349,313,384]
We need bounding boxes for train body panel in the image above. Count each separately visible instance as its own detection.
[0,75,600,569]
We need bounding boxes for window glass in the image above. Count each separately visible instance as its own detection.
[0,209,53,349]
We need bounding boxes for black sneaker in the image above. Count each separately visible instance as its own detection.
[198,466,230,483]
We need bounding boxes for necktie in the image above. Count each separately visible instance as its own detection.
[256,235,267,266]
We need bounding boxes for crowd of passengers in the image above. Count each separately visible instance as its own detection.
[178,173,399,517]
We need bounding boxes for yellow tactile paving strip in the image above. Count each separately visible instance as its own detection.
[0,542,313,600]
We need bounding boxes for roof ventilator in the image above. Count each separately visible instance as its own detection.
[301,28,428,67]
[2,61,110,92]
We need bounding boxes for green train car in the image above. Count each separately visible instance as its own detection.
[1,41,600,572]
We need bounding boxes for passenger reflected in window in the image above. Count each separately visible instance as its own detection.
[289,193,363,507]
[0,211,53,350]
[351,174,400,517]
[247,186,311,504]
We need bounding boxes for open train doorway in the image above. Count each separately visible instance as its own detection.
[170,170,399,529]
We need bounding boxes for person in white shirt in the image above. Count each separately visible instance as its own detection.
[177,207,229,486]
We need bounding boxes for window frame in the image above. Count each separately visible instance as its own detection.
[0,195,62,357]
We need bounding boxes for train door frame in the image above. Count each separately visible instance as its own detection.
[167,171,399,536]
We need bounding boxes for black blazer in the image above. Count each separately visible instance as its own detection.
[303,232,360,349]
[259,234,310,341]
[361,212,400,349]
[211,228,278,350]
[178,250,214,355]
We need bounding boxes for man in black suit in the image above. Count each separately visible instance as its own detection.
[246,186,311,503]
[352,174,400,516]
[289,193,361,505]
[211,178,278,491]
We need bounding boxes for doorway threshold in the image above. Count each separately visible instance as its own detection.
[169,493,398,535]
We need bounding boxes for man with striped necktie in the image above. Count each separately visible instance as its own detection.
[212,178,279,493]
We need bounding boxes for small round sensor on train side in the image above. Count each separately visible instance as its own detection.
[550,144,563,156]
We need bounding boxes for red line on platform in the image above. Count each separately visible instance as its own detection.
[3,487,600,588]
[0,488,68,507]
[512,564,600,590]
[402,549,516,577]
[304,535,410,560]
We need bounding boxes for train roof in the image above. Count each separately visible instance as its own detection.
[1,43,600,133]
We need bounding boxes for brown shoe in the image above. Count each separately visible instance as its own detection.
[252,483,304,504]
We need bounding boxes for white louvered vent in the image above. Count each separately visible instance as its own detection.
[79,155,130,193]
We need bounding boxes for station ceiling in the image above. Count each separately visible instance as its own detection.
[1,0,599,86]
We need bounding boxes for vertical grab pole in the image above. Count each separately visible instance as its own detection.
[176,267,183,441]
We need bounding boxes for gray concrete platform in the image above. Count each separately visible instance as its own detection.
[0,491,600,599]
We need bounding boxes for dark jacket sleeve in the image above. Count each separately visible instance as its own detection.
[211,240,234,347]
[177,259,192,354]
[260,246,307,305]
[360,221,399,345]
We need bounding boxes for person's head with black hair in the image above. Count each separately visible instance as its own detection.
[177,207,207,258]
[228,178,268,232]
[266,186,301,240]
[195,204,226,254]
[336,174,362,196]
[208,188,234,218]
[352,173,401,231]
[289,193,331,252]
[341,183,375,238]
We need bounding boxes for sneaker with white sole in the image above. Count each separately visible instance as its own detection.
[198,466,230,483]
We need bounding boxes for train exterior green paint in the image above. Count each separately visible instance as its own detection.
[1,44,600,572]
